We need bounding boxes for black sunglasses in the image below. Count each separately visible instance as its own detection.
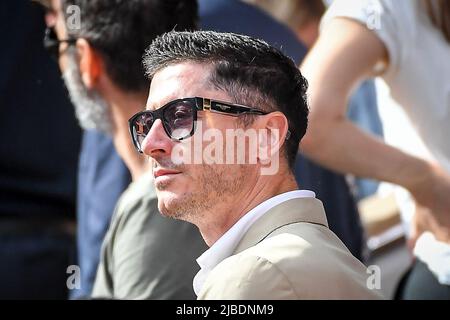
[43,27,77,60]
[129,97,273,153]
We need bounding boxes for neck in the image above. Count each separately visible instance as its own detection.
[199,171,298,246]
[104,86,150,181]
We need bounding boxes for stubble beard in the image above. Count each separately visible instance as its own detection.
[157,163,247,225]
[62,49,114,135]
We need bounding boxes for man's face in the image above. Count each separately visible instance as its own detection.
[45,0,113,134]
[141,62,256,223]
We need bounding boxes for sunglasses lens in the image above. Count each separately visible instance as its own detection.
[163,101,194,140]
[131,112,154,152]
[130,100,195,151]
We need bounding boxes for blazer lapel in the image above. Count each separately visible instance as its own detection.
[232,197,328,254]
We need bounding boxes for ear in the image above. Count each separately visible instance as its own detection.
[256,112,289,164]
[76,38,102,89]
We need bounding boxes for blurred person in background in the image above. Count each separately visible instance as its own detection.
[244,2,384,192]
[244,0,325,48]
[301,0,450,299]
[60,0,309,298]
[0,0,81,299]
[41,0,207,299]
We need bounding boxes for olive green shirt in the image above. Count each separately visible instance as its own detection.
[92,172,207,299]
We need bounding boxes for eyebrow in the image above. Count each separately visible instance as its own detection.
[146,94,180,111]
[145,104,156,111]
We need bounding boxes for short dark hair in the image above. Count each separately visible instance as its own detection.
[143,30,309,170]
[61,0,198,92]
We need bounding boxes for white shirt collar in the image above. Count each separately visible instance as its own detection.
[192,189,315,296]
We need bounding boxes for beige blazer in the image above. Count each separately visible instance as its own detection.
[198,197,383,299]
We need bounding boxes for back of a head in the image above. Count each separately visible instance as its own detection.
[143,30,309,170]
[61,0,198,92]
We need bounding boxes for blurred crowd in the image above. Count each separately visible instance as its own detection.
[0,0,448,300]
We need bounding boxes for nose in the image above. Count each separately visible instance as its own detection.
[141,119,173,159]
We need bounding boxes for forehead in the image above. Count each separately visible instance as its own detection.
[146,62,229,110]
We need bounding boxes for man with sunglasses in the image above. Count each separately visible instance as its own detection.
[40,0,207,299]
[135,30,382,299]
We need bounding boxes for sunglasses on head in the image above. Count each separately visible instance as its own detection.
[43,27,77,60]
[128,97,277,153]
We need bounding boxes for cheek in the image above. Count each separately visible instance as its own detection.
[59,55,69,73]
[155,188,181,215]
[55,9,67,37]
[154,174,193,213]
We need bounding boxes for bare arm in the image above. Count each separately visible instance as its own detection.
[300,18,450,227]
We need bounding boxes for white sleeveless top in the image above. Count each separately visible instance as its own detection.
[322,0,450,173]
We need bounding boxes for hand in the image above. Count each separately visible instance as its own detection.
[409,203,450,252]
[409,162,450,230]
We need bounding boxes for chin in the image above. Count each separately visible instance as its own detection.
[156,191,189,221]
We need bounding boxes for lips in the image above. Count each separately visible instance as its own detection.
[153,168,181,179]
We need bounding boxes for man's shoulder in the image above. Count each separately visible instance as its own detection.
[215,225,353,282]
[200,223,383,299]
[113,172,158,221]
[246,225,365,277]
[103,172,159,247]
[118,172,156,205]
[106,172,203,249]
